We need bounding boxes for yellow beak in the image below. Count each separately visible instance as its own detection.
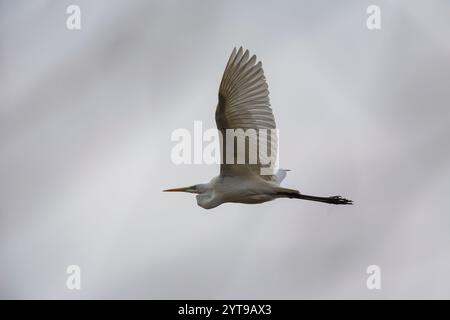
[163,186,193,193]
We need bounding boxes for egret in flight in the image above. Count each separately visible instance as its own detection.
[164,47,352,209]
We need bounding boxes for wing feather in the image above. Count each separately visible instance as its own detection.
[216,47,279,182]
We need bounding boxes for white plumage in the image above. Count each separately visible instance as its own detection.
[164,47,352,209]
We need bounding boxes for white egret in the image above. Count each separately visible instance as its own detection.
[164,47,352,209]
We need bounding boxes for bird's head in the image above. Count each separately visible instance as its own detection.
[163,183,218,209]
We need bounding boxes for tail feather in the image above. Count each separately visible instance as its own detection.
[273,169,290,185]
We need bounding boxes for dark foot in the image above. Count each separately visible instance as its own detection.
[328,196,353,205]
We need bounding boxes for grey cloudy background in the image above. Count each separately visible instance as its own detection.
[1,0,449,299]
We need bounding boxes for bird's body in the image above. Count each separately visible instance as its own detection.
[164,47,352,209]
[195,175,282,209]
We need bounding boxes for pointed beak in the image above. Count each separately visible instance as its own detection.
[163,186,194,193]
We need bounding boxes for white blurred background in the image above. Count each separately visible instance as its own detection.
[1,0,449,299]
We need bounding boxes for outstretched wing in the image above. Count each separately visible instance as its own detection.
[215,47,279,182]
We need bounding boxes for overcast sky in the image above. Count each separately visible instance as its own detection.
[1,0,450,299]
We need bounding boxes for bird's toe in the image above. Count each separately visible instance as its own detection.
[330,195,353,205]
